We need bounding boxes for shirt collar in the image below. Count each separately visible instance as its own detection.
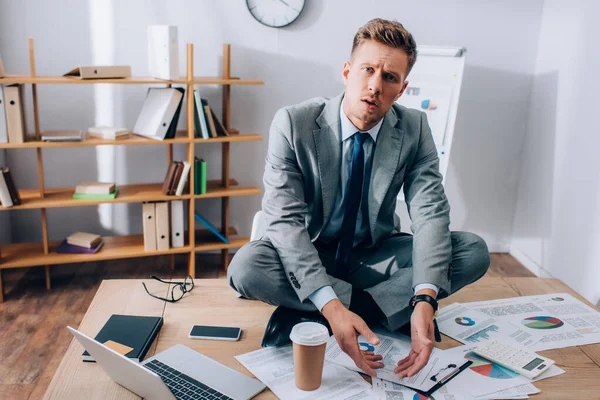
[339,99,383,143]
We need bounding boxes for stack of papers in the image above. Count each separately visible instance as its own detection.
[235,292,599,399]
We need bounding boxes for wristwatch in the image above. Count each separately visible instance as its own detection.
[409,294,439,318]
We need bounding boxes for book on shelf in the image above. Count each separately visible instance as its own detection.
[41,130,82,142]
[209,106,229,137]
[56,239,104,254]
[66,232,102,248]
[193,157,207,195]
[82,314,163,362]
[87,126,130,140]
[161,160,189,196]
[0,54,5,77]
[133,87,183,141]
[75,181,116,195]
[0,167,21,207]
[193,97,229,139]
[194,213,229,244]
[73,189,119,200]
[193,90,210,140]
[175,161,190,196]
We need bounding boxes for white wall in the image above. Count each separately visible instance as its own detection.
[0,0,543,251]
[510,0,600,305]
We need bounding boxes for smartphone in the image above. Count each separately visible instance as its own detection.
[188,325,242,341]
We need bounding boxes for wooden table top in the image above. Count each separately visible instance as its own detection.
[43,277,600,399]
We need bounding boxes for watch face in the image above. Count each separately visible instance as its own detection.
[246,0,305,28]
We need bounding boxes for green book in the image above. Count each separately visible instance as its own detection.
[194,157,200,195]
[73,189,119,200]
[199,159,207,194]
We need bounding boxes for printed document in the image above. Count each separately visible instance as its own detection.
[235,345,376,400]
[325,332,468,393]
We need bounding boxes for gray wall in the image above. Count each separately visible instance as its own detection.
[0,0,543,251]
[510,0,600,305]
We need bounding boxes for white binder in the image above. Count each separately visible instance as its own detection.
[142,202,157,251]
[147,25,179,81]
[133,88,182,140]
[170,200,185,248]
[0,86,8,143]
[154,201,170,251]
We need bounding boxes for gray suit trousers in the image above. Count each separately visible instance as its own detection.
[227,231,490,330]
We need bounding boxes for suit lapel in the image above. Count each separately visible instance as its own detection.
[369,108,403,239]
[313,94,344,225]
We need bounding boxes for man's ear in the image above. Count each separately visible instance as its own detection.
[395,80,409,102]
[342,61,351,85]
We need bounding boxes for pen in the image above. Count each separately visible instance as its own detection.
[433,319,441,342]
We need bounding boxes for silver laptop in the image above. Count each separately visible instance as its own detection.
[67,326,266,400]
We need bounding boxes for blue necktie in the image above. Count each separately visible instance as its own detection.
[335,132,369,277]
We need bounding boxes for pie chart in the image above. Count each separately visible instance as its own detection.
[359,342,375,352]
[413,393,435,400]
[521,316,564,329]
[465,352,519,379]
[455,317,476,326]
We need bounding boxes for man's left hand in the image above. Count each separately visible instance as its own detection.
[394,302,435,378]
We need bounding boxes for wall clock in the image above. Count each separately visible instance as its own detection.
[246,0,306,28]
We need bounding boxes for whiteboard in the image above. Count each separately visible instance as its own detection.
[396,45,466,191]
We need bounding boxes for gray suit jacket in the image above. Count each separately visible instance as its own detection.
[262,93,452,304]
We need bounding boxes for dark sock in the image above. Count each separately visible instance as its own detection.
[349,288,386,325]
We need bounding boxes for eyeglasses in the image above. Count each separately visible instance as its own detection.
[142,275,195,302]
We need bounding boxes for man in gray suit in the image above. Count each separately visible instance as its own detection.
[228,18,490,378]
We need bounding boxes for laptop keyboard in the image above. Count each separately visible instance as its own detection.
[144,359,234,400]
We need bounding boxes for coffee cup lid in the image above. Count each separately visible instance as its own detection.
[289,322,329,346]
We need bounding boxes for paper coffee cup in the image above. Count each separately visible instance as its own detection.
[290,322,330,391]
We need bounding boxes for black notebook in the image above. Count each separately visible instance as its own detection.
[82,314,163,363]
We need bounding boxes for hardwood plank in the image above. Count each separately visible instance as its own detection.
[489,253,536,277]
[0,384,34,400]
[2,264,100,386]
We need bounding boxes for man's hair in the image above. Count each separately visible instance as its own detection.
[351,18,418,76]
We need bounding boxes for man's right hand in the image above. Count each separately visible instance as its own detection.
[321,299,383,376]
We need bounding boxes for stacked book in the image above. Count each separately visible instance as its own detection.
[73,181,118,200]
[87,126,130,140]
[161,161,190,196]
[0,166,21,207]
[41,130,83,142]
[57,232,104,254]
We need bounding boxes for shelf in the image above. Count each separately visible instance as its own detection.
[194,185,260,199]
[195,236,250,252]
[0,234,192,269]
[0,75,263,86]
[0,133,262,149]
[193,134,263,144]
[0,179,259,210]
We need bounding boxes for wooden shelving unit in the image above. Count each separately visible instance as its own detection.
[0,39,264,302]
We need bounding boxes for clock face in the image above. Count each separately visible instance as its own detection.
[246,0,306,28]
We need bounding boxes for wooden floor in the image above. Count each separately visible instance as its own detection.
[0,253,534,400]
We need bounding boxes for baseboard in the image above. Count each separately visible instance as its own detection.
[509,244,551,277]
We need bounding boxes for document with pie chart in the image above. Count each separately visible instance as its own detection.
[459,293,600,351]
[437,302,497,342]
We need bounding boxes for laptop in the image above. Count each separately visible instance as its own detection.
[67,326,266,400]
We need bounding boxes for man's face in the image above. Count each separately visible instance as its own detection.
[342,40,409,131]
